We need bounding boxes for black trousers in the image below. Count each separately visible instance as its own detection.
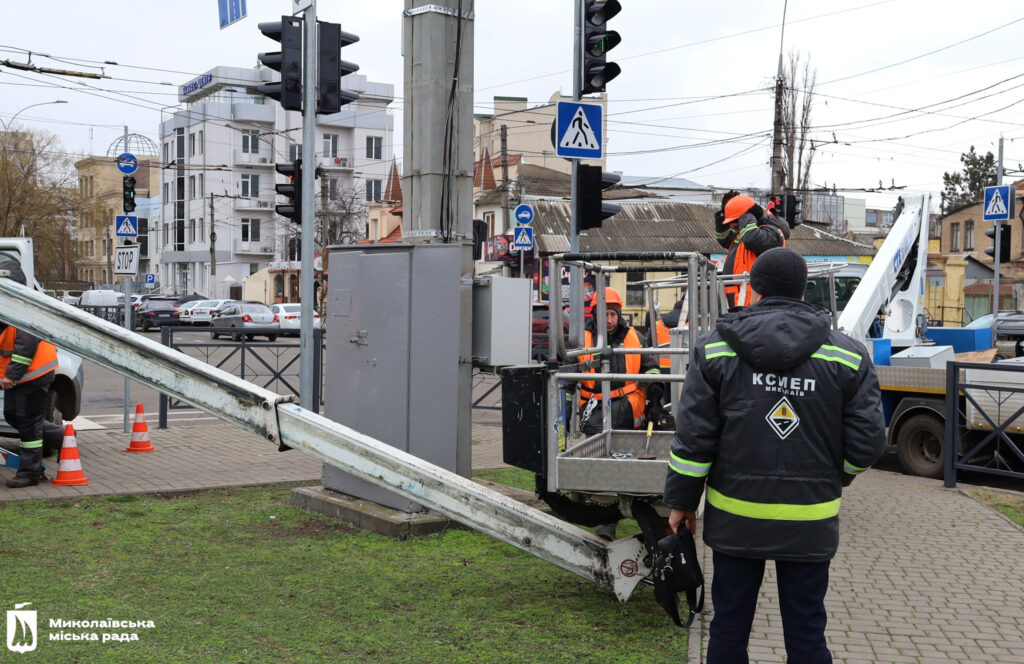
[3,373,54,478]
[707,550,832,664]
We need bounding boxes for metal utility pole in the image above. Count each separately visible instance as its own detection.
[992,135,1004,346]
[121,125,132,434]
[568,0,583,345]
[299,0,318,412]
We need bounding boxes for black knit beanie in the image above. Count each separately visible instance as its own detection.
[749,247,806,299]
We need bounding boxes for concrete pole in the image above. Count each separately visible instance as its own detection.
[299,0,318,411]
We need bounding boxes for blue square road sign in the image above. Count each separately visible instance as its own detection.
[555,101,603,160]
[983,185,1014,222]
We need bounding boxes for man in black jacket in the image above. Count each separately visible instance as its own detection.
[664,248,885,664]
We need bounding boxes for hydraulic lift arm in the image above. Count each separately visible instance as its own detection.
[837,193,932,345]
[0,279,650,601]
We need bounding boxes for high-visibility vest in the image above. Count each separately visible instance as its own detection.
[723,227,786,307]
[0,328,58,384]
[579,328,646,427]
[656,319,672,370]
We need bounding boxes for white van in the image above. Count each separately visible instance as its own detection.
[78,290,121,307]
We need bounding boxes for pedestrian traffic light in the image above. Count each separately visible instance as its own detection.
[122,176,136,213]
[577,164,621,230]
[985,223,1012,264]
[275,160,303,225]
[258,16,303,112]
[580,0,622,95]
[317,21,361,115]
[784,193,803,227]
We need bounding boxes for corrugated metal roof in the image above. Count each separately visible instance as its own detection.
[528,200,875,257]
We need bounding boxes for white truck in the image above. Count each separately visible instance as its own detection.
[0,238,84,455]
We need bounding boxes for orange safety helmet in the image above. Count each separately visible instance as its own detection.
[723,194,756,224]
[604,287,624,311]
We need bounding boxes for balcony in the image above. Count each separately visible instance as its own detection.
[234,149,274,166]
[233,239,276,256]
[319,156,352,170]
[235,196,276,211]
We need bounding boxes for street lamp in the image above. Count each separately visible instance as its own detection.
[0,100,68,132]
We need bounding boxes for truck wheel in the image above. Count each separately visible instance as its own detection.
[896,414,945,479]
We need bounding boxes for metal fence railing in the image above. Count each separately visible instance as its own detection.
[945,360,1024,487]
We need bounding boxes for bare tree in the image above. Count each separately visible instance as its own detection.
[0,127,95,281]
[780,50,817,193]
[318,183,368,247]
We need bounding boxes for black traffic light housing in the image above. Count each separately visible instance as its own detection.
[122,176,136,213]
[577,164,621,230]
[258,16,304,111]
[581,0,622,95]
[275,159,303,224]
[318,21,361,115]
[783,193,803,227]
[985,223,1012,264]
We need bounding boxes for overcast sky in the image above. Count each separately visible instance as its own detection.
[3,0,1022,211]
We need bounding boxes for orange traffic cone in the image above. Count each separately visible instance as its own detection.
[125,403,156,453]
[52,424,89,486]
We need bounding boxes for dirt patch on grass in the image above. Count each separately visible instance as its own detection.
[254,519,359,538]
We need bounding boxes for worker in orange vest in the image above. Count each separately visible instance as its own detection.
[715,193,791,308]
[0,260,61,488]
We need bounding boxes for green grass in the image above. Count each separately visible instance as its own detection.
[972,489,1024,528]
[473,467,536,492]
[0,485,687,663]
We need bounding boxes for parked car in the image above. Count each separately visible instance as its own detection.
[177,300,206,325]
[212,302,278,341]
[188,299,231,327]
[174,293,205,308]
[268,303,321,336]
[531,303,570,361]
[61,290,83,306]
[135,299,181,332]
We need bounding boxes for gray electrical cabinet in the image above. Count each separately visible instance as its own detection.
[322,243,472,512]
[472,276,531,367]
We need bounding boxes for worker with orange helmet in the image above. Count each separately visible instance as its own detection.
[575,287,663,540]
[715,191,791,308]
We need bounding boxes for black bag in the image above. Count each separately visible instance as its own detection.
[632,501,704,628]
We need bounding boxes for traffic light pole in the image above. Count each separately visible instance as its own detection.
[992,136,1004,347]
[121,125,134,434]
[299,1,318,411]
[568,0,582,345]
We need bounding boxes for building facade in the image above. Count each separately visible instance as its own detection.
[156,66,394,298]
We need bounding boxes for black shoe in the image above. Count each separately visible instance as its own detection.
[596,523,617,542]
[6,475,40,488]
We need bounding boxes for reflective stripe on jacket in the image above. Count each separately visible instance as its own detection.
[579,326,659,428]
[0,326,58,384]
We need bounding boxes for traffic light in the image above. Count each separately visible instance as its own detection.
[985,223,1012,264]
[577,164,621,230]
[275,159,303,225]
[318,21,361,115]
[122,176,136,213]
[580,0,622,95]
[258,16,303,111]
[783,193,803,227]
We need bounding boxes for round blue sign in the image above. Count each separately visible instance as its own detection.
[514,203,535,225]
[115,152,139,175]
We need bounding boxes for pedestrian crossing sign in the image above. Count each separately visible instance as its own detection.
[555,101,603,159]
[512,226,534,251]
[115,215,138,237]
[983,185,1014,222]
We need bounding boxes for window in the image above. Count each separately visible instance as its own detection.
[249,263,259,276]
[288,144,301,161]
[241,174,260,198]
[163,142,169,163]
[198,217,204,240]
[323,134,339,158]
[365,179,382,202]
[198,174,204,198]
[483,211,496,236]
[626,273,646,307]
[965,219,974,250]
[950,222,960,252]
[163,182,169,201]
[189,132,196,156]
[197,130,203,155]
[189,218,196,243]
[241,218,261,242]
[329,178,339,200]
[366,136,382,160]
[189,175,196,199]
[242,129,260,154]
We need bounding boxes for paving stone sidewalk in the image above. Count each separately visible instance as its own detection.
[686,470,1024,664]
